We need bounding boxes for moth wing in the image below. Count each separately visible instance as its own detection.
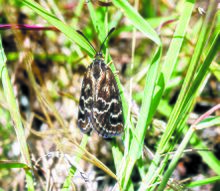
[92,66,123,138]
[78,67,93,134]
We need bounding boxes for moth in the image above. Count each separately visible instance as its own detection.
[77,28,124,138]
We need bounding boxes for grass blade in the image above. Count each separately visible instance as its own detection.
[0,160,29,169]
[187,176,220,188]
[139,1,196,189]
[0,35,35,190]
[112,0,161,45]
[119,47,162,190]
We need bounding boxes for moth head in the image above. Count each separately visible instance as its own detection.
[95,52,104,60]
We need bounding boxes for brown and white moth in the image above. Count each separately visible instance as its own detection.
[77,28,123,138]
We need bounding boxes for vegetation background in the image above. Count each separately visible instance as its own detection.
[0,0,219,190]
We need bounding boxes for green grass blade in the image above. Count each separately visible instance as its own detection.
[187,176,220,188]
[0,161,29,169]
[158,29,220,191]
[158,0,218,155]
[139,1,195,188]
[157,127,195,191]
[195,116,220,130]
[112,0,161,45]
[160,0,195,88]
[147,0,196,126]
[150,0,195,122]
[119,47,162,190]
[0,35,35,190]
[87,2,106,43]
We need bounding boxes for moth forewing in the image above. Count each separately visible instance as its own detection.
[77,66,93,134]
[91,60,123,138]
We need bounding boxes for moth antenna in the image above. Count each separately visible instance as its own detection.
[76,30,97,53]
[99,27,115,53]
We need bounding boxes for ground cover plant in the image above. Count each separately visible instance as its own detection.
[0,0,219,190]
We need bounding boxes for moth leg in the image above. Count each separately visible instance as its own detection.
[107,60,113,67]
[113,71,119,77]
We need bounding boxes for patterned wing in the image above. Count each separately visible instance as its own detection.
[77,67,93,134]
[92,64,123,138]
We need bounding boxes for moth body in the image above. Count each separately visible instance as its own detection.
[78,53,123,138]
